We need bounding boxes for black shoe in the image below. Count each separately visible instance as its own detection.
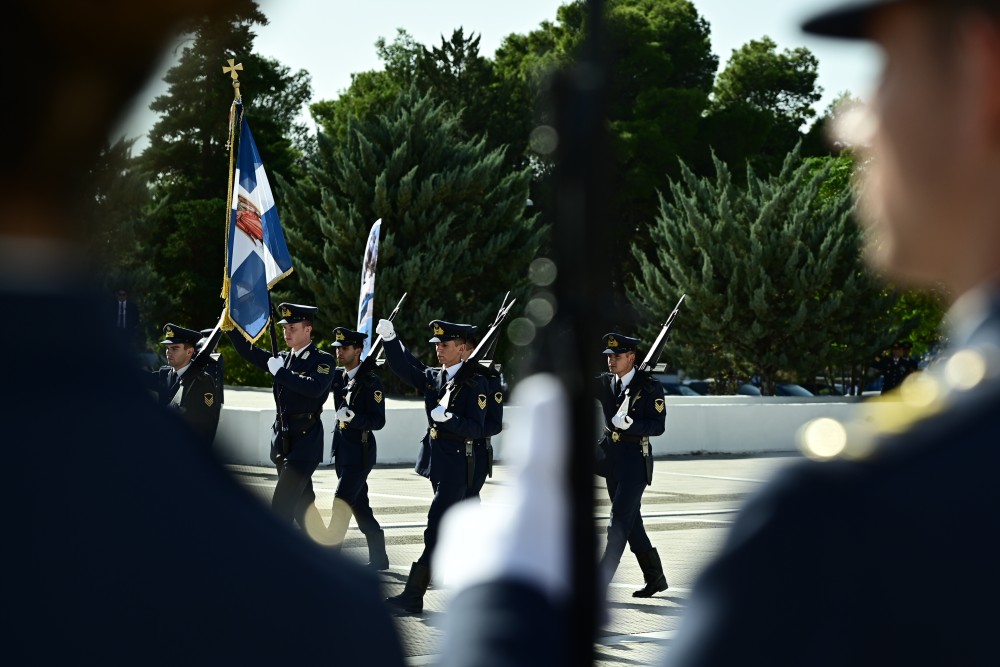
[365,530,390,571]
[633,548,669,598]
[386,562,430,613]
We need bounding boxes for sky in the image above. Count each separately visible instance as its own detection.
[115,0,883,150]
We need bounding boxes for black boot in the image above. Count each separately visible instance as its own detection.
[366,529,390,571]
[386,562,430,613]
[633,548,668,598]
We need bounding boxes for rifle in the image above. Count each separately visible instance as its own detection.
[619,293,686,409]
[438,296,517,409]
[192,309,226,372]
[481,291,511,369]
[345,292,407,393]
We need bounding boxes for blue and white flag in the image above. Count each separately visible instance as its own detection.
[222,112,293,342]
[357,218,381,360]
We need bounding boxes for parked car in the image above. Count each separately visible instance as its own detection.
[737,383,815,397]
[660,382,702,396]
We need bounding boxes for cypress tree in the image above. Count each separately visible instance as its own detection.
[280,86,545,372]
[629,146,901,394]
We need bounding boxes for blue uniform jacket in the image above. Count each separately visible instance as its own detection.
[331,367,386,469]
[484,374,504,439]
[382,337,487,481]
[595,371,666,476]
[146,365,221,442]
[227,332,334,463]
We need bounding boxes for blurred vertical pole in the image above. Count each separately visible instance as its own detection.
[542,0,610,663]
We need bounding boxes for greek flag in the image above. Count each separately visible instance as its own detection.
[222,112,293,341]
[357,218,381,359]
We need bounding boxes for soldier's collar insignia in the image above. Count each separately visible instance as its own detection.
[478,394,487,410]
[374,390,383,404]
[280,306,292,318]
[301,350,310,360]
[433,323,445,336]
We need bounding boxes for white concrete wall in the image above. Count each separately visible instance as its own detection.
[213,396,874,466]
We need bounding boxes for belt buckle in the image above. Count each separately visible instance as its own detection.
[611,431,620,443]
[430,427,439,440]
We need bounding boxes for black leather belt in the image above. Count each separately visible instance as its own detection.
[604,427,647,444]
[428,427,472,443]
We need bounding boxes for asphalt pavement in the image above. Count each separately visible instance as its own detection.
[228,453,798,666]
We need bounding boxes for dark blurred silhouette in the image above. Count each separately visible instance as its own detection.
[4,2,404,663]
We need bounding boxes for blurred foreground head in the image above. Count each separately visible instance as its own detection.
[807,0,1000,298]
[4,0,241,238]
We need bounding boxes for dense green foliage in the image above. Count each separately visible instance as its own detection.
[630,148,914,394]
[89,0,948,388]
[279,87,544,378]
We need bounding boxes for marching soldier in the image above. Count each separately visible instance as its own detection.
[376,317,488,613]
[227,303,334,531]
[596,333,668,598]
[149,323,221,443]
[327,326,389,570]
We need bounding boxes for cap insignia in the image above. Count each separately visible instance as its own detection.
[433,323,445,336]
[165,327,175,338]
[280,306,292,318]
[607,336,618,348]
[335,330,345,341]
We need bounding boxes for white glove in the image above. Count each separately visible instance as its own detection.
[376,318,396,341]
[266,356,284,376]
[611,413,634,430]
[430,405,452,422]
[335,406,355,423]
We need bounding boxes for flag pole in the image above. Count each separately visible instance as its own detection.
[219,60,291,454]
[220,58,244,326]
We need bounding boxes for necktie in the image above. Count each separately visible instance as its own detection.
[119,302,125,328]
[615,377,622,396]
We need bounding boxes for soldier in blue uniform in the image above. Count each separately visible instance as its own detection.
[148,323,221,443]
[227,303,334,530]
[596,333,668,598]
[328,326,389,570]
[376,317,488,613]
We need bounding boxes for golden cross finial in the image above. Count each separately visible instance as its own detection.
[223,59,244,100]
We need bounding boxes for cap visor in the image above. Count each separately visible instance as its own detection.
[801,0,890,39]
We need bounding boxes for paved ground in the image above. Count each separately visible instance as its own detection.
[228,452,799,666]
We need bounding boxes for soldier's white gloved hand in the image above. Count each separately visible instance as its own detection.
[611,413,634,430]
[266,356,284,376]
[376,318,396,341]
[431,405,452,422]
[335,406,355,423]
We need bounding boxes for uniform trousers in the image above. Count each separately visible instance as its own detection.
[601,443,653,574]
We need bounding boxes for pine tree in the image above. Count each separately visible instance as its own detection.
[629,146,902,394]
[279,86,544,372]
[134,2,311,331]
